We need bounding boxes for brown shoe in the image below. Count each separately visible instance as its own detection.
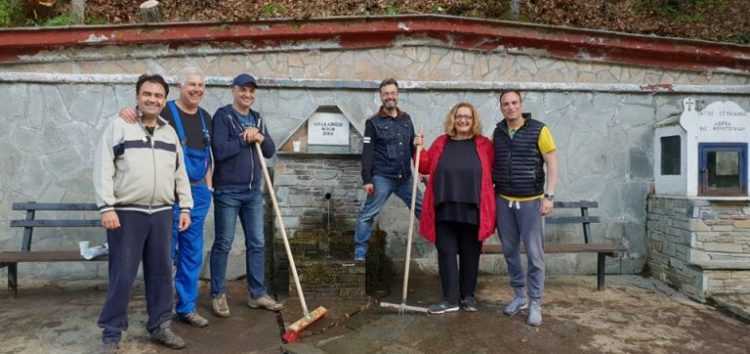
[174,311,209,327]
[211,293,230,318]
[150,326,186,349]
[247,295,284,311]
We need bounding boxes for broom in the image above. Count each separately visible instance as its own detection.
[252,125,326,343]
[380,127,429,314]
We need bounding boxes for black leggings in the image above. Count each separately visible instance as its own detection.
[435,221,481,304]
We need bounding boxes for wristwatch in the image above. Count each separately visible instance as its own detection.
[544,193,555,200]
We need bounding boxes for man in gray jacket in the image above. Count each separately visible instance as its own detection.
[93,74,193,352]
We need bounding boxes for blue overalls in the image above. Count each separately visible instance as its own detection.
[168,101,212,316]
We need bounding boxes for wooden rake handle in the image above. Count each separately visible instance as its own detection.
[401,130,423,304]
[254,142,310,317]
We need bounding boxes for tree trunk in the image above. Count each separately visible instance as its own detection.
[509,0,521,21]
[71,0,85,24]
[139,0,161,23]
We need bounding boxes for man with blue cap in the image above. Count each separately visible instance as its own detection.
[209,73,284,318]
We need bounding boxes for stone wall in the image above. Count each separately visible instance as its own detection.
[646,196,750,300]
[1,36,749,281]
[273,154,363,247]
[272,154,366,295]
[2,46,749,86]
[290,260,365,299]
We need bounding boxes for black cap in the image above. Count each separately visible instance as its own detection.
[232,73,257,87]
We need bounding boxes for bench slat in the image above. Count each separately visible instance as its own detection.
[553,200,598,208]
[483,243,624,254]
[10,220,101,228]
[0,251,107,262]
[546,216,600,224]
[12,202,99,211]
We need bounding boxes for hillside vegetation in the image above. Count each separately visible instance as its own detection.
[2,0,749,44]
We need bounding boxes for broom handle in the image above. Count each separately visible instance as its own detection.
[255,142,310,317]
[401,128,422,304]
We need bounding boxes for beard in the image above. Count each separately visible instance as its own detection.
[383,100,397,109]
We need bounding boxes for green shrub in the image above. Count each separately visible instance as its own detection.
[85,14,107,25]
[43,12,75,26]
[259,3,285,17]
[384,0,399,15]
[0,0,23,27]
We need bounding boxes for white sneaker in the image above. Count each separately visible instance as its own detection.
[247,295,284,311]
[527,299,542,326]
[503,295,528,316]
[211,293,230,318]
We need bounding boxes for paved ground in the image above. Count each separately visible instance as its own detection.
[712,292,750,322]
[0,275,748,354]
[286,275,750,354]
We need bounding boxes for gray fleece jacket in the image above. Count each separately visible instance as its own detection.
[93,115,193,214]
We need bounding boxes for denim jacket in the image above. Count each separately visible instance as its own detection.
[361,107,417,184]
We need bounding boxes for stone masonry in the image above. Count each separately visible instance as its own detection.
[2,47,749,86]
[272,154,367,296]
[647,195,750,301]
[0,24,749,281]
[274,154,364,251]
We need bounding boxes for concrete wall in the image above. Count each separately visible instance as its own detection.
[1,39,749,281]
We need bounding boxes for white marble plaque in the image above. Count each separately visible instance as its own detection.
[308,112,349,146]
[680,98,749,141]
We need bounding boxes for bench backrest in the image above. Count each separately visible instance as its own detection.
[547,200,599,244]
[10,202,101,251]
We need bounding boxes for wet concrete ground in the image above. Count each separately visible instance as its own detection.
[0,275,748,354]
[286,275,750,354]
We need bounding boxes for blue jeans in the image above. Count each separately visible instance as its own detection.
[210,187,268,298]
[354,175,423,257]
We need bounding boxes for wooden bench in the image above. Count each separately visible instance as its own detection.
[484,200,625,290]
[0,202,107,298]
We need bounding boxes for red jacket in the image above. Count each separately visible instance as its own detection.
[417,134,496,243]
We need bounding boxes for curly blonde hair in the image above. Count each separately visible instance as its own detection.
[444,102,482,138]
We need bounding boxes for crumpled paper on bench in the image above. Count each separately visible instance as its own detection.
[79,241,109,260]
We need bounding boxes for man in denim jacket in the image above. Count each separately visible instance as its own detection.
[354,78,423,260]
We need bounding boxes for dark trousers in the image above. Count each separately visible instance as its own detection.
[435,221,481,304]
[97,210,174,344]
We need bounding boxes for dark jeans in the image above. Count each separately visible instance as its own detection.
[97,210,173,344]
[435,221,481,304]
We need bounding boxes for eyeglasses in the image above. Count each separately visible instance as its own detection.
[455,114,473,121]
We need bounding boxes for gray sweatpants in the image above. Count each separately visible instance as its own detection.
[496,197,545,300]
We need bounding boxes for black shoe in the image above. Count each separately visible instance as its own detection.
[150,326,186,350]
[461,296,478,312]
[428,300,459,314]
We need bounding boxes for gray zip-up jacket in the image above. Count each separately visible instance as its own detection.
[93,115,193,214]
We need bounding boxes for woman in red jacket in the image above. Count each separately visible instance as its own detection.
[415,102,496,314]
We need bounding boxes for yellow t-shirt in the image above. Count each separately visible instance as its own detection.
[500,126,556,202]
